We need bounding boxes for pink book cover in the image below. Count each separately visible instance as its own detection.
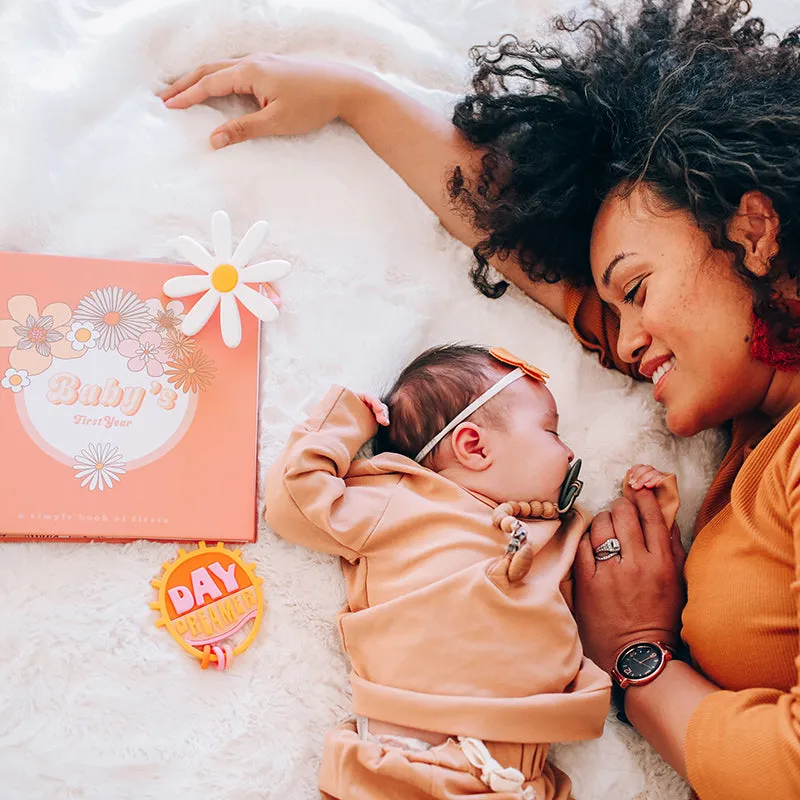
[0,252,259,542]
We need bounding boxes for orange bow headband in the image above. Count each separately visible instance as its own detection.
[489,347,549,383]
[414,347,550,462]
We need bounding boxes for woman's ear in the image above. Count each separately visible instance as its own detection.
[726,190,780,277]
[450,422,493,472]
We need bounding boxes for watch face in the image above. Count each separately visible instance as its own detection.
[617,643,663,681]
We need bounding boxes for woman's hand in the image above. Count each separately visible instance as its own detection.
[159,54,371,148]
[573,489,687,673]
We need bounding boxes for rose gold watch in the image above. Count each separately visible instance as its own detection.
[611,641,674,690]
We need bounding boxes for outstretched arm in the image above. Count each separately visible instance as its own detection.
[159,55,567,319]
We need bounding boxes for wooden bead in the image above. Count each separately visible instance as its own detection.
[542,501,556,519]
[509,502,521,516]
[508,544,534,583]
[500,516,516,533]
[529,501,543,518]
[518,501,531,518]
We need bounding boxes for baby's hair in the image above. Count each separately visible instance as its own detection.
[375,344,509,467]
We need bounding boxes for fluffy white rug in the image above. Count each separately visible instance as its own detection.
[2,0,793,798]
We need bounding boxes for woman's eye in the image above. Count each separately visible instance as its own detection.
[623,279,644,305]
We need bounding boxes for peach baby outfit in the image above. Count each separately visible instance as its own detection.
[264,386,612,800]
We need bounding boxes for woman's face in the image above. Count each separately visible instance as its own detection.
[589,184,774,436]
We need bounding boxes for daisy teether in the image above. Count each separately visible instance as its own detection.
[163,210,292,348]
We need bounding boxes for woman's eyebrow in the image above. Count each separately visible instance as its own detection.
[601,251,636,286]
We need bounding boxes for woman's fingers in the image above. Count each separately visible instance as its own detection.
[628,487,672,555]
[574,531,598,579]
[159,60,237,102]
[164,64,254,110]
[210,105,282,148]
[670,522,687,572]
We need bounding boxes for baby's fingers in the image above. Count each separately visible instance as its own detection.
[626,464,667,490]
[356,393,390,426]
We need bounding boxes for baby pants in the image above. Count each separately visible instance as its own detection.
[318,719,573,800]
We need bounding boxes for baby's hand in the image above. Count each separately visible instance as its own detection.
[357,393,390,426]
[626,463,671,490]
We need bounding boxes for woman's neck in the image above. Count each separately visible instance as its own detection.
[759,368,800,422]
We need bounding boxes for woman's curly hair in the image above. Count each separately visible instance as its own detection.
[451,0,800,339]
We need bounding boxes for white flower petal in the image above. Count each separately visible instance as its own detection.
[211,210,232,263]
[163,274,211,299]
[240,259,292,284]
[231,220,269,269]
[181,289,221,336]
[233,283,279,323]
[175,235,216,273]
[219,293,242,349]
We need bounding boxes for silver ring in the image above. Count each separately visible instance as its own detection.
[594,550,621,562]
[593,537,621,561]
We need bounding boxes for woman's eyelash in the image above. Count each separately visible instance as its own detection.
[623,279,643,305]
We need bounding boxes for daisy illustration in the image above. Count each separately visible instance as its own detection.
[118,331,170,377]
[164,349,216,393]
[73,443,126,492]
[73,286,152,351]
[0,295,84,375]
[1,367,31,393]
[144,297,184,333]
[66,320,100,352]
[163,329,196,361]
[163,210,291,348]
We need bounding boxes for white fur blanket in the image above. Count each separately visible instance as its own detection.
[2,0,790,797]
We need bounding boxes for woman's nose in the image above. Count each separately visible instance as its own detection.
[618,314,651,364]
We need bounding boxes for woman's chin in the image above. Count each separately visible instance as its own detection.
[664,405,706,438]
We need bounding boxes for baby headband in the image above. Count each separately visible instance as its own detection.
[414,347,550,463]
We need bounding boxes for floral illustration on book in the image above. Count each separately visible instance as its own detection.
[1,287,216,492]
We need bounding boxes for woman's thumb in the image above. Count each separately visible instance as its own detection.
[210,108,276,149]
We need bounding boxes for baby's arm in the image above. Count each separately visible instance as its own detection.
[264,386,391,560]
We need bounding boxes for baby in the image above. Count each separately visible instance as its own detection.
[265,344,677,800]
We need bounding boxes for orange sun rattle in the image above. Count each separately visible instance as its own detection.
[151,542,265,670]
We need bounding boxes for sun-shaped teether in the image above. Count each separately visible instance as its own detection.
[151,542,265,670]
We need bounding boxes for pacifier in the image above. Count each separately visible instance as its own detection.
[557,458,583,515]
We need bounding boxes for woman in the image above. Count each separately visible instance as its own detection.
[160,1,800,797]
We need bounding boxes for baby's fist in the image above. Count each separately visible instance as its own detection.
[626,463,671,490]
[357,393,390,426]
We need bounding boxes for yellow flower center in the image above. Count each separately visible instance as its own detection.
[211,263,239,293]
[75,328,92,342]
[95,462,104,471]
[9,374,22,386]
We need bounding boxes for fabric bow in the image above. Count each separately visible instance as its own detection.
[490,347,549,384]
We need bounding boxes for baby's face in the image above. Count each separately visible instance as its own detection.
[484,378,574,504]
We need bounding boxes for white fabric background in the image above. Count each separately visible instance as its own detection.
[0,0,793,798]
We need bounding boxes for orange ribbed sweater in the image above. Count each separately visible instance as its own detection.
[566,285,800,800]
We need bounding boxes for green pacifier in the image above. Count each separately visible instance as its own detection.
[557,458,583,515]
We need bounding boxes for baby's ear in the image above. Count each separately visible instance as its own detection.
[450,423,492,471]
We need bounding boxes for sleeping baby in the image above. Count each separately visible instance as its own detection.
[264,344,678,800]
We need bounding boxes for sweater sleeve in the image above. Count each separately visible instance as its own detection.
[564,282,643,380]
[683,449,800,800]
[263,385,394,562]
